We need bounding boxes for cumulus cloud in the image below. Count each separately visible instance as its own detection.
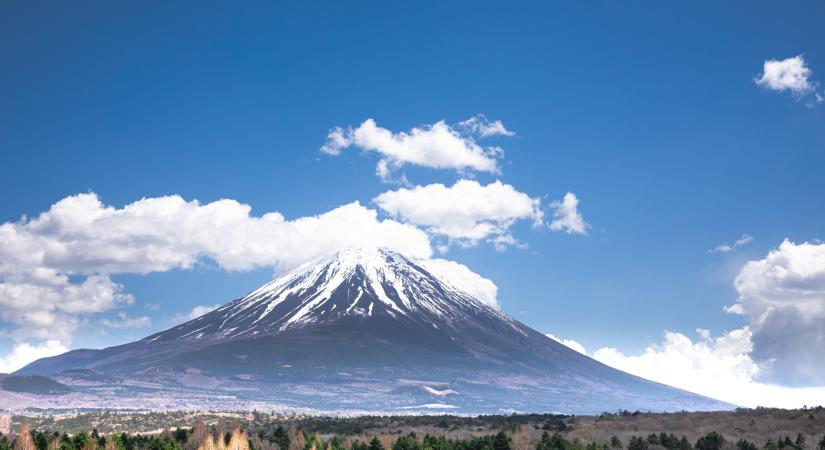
[0,193,433,354]
[422,259,499,308]
[710,233,754,253]
[755,55,822,105]
[99,311,151,329]
[592,328,825,408]
[0,340,69,373]
[374,180,543,249]
[755,55,816,95]
[0,192,513,363]
[320,117,507,181]
[549,192,589,235]
[728,239,825,385]
[545,333,587,354]
[0,275,132,342]
[593,239,825,407]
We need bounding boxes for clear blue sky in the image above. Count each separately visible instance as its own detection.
[2,1,824,378]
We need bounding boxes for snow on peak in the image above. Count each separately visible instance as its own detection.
[200,245,507,336]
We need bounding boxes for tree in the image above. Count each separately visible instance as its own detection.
[610,437,622,449]
[269,428,288,450]
[493,432,511,450]
[818,436,825,450]
[695,433,724,450]
[368,438,384,450]
[13,423,36,450]
[795,435,807,450]
[627,437,647,450]
[536,432,570,450]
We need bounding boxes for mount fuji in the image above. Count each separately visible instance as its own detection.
[16,247,730,414]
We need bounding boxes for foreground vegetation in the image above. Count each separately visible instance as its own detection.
[2,408,825,450]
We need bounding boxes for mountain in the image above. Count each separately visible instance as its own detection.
[17,246,730,414]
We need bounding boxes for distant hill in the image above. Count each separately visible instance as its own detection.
[0,374,73,395]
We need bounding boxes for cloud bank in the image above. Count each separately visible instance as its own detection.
[730,239,825,386]
[581,239,825,407]
[0,192,506,371]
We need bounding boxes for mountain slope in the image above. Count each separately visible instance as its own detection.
[17,247,731,414]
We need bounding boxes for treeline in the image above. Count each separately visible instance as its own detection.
[534,431,825,450]
[2,423,825,450]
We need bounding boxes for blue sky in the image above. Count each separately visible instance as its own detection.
[2,1,825,407]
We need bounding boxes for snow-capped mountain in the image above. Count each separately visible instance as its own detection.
[17,247,731,414]
[147,246,515,344]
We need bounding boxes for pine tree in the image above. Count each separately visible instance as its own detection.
[368,438,384,450]
[795,435,807,450]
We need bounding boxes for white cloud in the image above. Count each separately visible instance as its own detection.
[729,239,825,385]
[457,114,515,137]
[755,55,823,106]
[170,304,222,325]
[755,55,816,95]
[545,333,587,354]
[422,258,499,308]
[0,340,69,373]
[0,193,433,355]
[0,275,132,342]
[320,117,507,181]
[592,328,825,408]
[710,233,753,253]
[593,239,825,408]
[99,311,151,329]
[549,192,589,235]
[0,192,508,363]
[374,180,543,249]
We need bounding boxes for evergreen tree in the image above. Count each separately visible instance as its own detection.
[610,437,622,449]
[818,436,825,450]
[368,438,385,450]
[795,435,807,450]
[695,433,724,450]
[492,432,511,450]
[627,437,647,450]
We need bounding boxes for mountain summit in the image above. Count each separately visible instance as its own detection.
[17,246,730,414]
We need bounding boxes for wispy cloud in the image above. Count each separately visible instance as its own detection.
[710,233,753,253]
